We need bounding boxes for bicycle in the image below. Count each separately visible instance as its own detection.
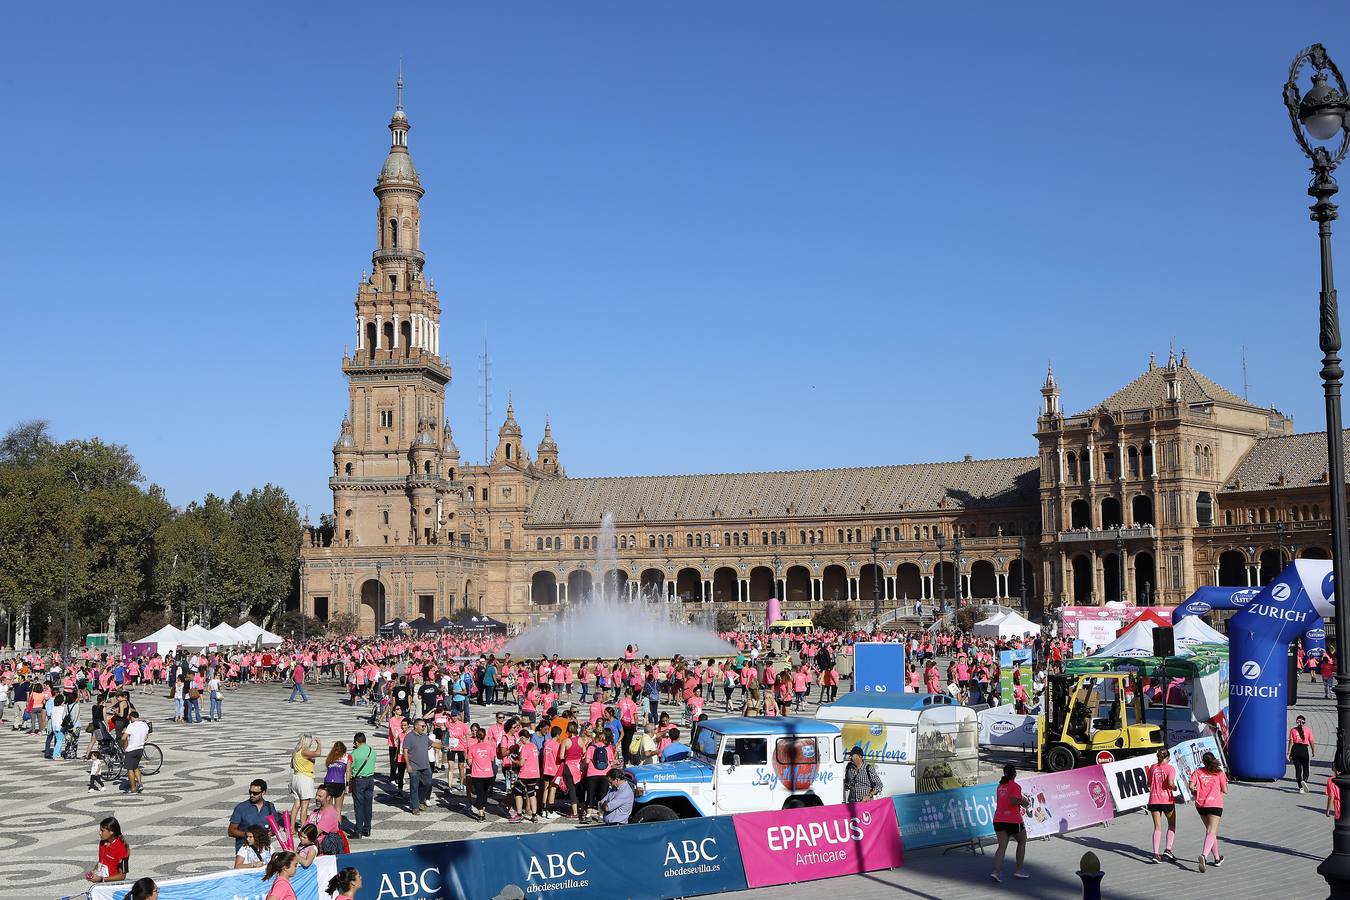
[99,735,164,779]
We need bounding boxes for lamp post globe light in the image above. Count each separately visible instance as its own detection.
[1283,42,1350,895]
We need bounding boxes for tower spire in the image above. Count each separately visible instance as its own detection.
[396,60,404,111]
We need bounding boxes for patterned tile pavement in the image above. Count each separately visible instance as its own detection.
[0,675,1336,899]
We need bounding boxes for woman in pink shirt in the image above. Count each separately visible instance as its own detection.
[1144,748,1179,863]
[1288,715,1316,793]
[1189,751,1228,872]
[464,725,496,821]
[990,764,1031,882]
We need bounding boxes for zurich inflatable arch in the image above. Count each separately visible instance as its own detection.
[1173,560,1334,780]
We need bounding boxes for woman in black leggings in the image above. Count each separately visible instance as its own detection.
[1288,715,1316,792]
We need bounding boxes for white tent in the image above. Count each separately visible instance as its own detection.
[205,622,246,645]
[1174,615,1226,649]
[974,610,1039,639]
[255,627,285,647]
[137,625,187,656]
[233,621,264,641]
[179,624,214,646]
[1091,625,1184,658]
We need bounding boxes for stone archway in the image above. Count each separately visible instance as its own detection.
[713,567,738,602]
[1071,554,1093,603]
[1071,499,1090,529]
[602,569,629,602]
[531,571,558,605]
[749,566,775,604]
[785,565,811,603]
[896,563,922,600]
[567,570,594,603]
[360,579,382,634]
[822,565,848,602]
[1258,548,1283,585]
[1218,550,1247,586]
[676,567,703,602]
[969,560,997,599]
[639,568,665,601]
[1132,495,1154,525]
[859,564,884,607]
[1133,552,1156,605]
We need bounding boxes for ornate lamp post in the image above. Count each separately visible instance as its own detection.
[1018,533,1029,611]
[952,530,964,608]
[1283,42,1350,895]
[62,539,71,664]
[935,533,947,618]
[1116,527,1126,604]
[870,534,882,620]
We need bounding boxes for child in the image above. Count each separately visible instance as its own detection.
[1329,765,1343,820]
[88,750,106,792]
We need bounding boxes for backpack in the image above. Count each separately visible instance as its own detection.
[318,830,345,855]
[593,744,610,771]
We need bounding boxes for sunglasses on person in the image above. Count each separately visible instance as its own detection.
[248,788,264,796]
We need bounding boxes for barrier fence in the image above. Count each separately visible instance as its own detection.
[85,734,1224,900]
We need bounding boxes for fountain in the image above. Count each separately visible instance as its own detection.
[505,513,736,659]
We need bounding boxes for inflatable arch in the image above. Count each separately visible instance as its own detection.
[1172,560,1334,779]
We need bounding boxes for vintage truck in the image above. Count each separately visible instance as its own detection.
[627,694,979,821]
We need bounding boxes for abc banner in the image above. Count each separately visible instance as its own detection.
[1016,765,1113,839]
[891,782,997,850]
[357,816,747,900]
[732,798,903,889]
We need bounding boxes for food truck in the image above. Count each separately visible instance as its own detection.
[814,692,980,793]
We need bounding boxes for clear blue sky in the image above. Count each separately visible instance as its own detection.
[2,4,1344,517]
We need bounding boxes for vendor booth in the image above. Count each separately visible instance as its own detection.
[972,609,1038,639]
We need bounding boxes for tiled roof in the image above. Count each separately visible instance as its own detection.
[1076,364,1254,415]
[1225,430,1350,492]
[526,457,1039,526]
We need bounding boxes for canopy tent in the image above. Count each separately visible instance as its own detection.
[231,620,284,646]
[973,610,1038,639]
[404,616,434,633]
[464,615,509,632]
[205,623,246,645]
[137,625,188,656]
[1091,624,1189,658]
[1116,608,1172,636]
[1174,615,1226,648]
[178,624,214,646]
[378,618,409,633]
[432,617,455,630]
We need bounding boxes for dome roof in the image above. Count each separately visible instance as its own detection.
[538,420,558,452]
[415,427,435,447]
[442,422,460,456]
[499,398,522,437]
[379,149,420,185]
[334,417,355,449]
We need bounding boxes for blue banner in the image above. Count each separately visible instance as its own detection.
[854,642,906,696]
[92,865,323,900]
[999,649,1032,668]
[338,816,746,900]
[891,782,997,850]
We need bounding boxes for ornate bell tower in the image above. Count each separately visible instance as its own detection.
[333,75,456,550]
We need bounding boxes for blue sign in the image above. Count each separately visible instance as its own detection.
[892,783,998,850]
[999,648,1032,668]
[97,866,322,900]
[340,816,746,900]
[854,642,906,695]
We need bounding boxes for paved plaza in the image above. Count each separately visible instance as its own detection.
[0,676,1334,899]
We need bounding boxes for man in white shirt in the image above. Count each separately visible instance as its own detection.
[121,711,151,794]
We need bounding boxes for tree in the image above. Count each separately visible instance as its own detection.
[715,609,739,633]
[327,612,360,636]
[452,606,484,625]
[813,601,855,632]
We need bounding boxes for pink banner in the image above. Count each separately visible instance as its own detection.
[732,798,903,888]
[1017,765,1113,838]
[121,642,155,663]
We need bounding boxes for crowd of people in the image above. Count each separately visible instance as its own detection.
[0,610,1318,894]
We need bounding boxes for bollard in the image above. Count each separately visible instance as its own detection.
[1077,851,1104,900]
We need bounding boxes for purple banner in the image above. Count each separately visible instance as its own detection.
[121,642,156,663]
[1017,765,1113,838]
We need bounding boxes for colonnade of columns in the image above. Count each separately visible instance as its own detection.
[355,314,439,355]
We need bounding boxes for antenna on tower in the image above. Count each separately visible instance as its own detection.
[1242,345,1249,400]
[479,331,492,465]
[396,59,404,110]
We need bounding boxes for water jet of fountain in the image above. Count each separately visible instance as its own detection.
[505,513,735,658]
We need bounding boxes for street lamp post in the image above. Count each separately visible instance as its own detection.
[935,533,947,619]
[1019,533,1028,611]
[952,530,964,609]
[1278,521,1288,568]
[1282,42,1350,895]
[1116,527,1126,604]
[62,540,71,664]
[870,534,882,621]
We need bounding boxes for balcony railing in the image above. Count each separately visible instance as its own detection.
[1056,525,1157,543]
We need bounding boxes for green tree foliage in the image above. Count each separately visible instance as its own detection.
[0,420,302,648]
[813,601,856,632]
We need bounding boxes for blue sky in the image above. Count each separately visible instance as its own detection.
[1,4,1344,517]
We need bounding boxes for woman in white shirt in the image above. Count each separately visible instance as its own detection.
[234,826,273,869]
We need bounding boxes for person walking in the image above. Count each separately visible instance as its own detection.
[1190,751,1229,872]
[1145,748,1179,863]
[1323,653,1337,699]
[121,711,150,794]
[990,764,1031,883]
[843,747,883,803]
[85,817,130,887]
[1288,715,1316,793]
[288,662,309,703]
[348,732,377,839]
[289,734,321,831]
[207,671,223,722]
[402,718,439,815]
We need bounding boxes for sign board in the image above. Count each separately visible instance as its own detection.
[1018,765,1114,838]
[854,642,906,696]
[733,798,903,888]
[998,649,1032,704]
[977,704,1038,747]
[891,782,997,850]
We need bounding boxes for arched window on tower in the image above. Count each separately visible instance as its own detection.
[423,461,432,474]
[506,443,513,460]
[389,218,400,248]
[536,538,543,550]
[344,463,353,476]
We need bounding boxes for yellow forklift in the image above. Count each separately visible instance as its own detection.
[1037,672,1164,771]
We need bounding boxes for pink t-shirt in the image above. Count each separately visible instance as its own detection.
[1146,762,1176,804]
[994,781,1024,824]
[589,700,606,724]
[266,875,297,900]
[1189,769,1228,808]
[1290,725,1314,745]
[542,739,560,776]
[517,741,541,779]
[467,741,495,779]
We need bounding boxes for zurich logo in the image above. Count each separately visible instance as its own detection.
[1271,583,1292,603]
[1241,661,1262,680]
